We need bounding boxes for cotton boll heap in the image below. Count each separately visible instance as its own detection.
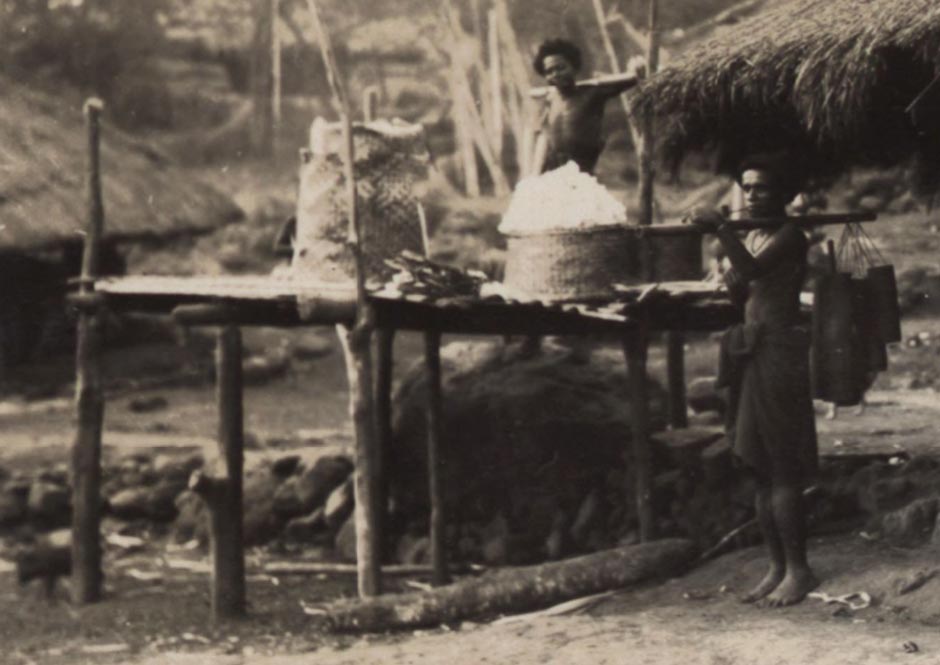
[499,162,629,234]
[500,163,640,301]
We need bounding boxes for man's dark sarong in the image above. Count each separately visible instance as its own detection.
[717,323,818,480]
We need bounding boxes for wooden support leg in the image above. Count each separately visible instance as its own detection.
[71,98,106,605]
[374,328,395,559]
[624,322,656,543]
[191,325,246,620]
[424,330,449,586]
[665,331,688,429]
[71,308,104,604]
[337,320,382,598]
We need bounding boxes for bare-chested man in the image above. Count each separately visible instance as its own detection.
[532,39,641,175]
[691,155,820,607]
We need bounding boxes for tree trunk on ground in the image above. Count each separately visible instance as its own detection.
[324,538,696,632]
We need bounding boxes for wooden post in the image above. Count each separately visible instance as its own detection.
[374,328,395,558]
[637,0,660,226]
[191,325,246,620]
[271,0,282,131]
[307,0,383,598]
[665,331,688,429]
[623,315,655,542]
[487,9,504,159]
[363,87,379,122]
[71,98,106,604]
[450,68,481,197]
[424,330,449,586]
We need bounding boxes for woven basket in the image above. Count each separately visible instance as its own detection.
[503,225,703,301]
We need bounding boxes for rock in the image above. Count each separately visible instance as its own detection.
[15,543,71,593]
[242,468,284,546]
[334,513,358,562]
[271,454,302,479]
[651,427,724,468]
[272,477,304,519]
[687,376,725,415]
[37,466,69,486]
[295,456,354,514]
[147,481,183,522]
[291,334,334,361]
[127,396,169,413]
[396,534,430,566]
[880,496,939,546]
[27,481,70,526]
[152,453,204,485]
[242,353,289,386]
[323,478,355,530]
[284,508,329,543]
[171,490,208,546]
[108,487,153,521]
[688,411,723,427]
[0,490,27,527]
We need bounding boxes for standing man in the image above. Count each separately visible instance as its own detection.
[531,39,643,175]
[690,155,819,607]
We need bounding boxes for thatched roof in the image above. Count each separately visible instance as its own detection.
[0,77,242,252]
[633,0,940,190]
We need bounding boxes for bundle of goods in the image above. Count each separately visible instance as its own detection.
[291,117,429,285]
[499,163,701,301]
[812,224,900,406]
[373,251,489,303]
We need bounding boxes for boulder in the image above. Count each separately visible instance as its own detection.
[323,478,355,530]
[291,333,335,361]
[27,481,70,526]
[152,452,204,485]
[0,489,27,527]
[108,487,153,520]
[171,490,208,546]
[284,508,329,544]
[396,534,430,566]
[272,477,305,518]
[879,496,940,546]
[271,454,302,479]
[242,467,284,545]
[295,455,354,514]
[334,513,358,562]
[686,376,726,415]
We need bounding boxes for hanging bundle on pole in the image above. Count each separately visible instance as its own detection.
[812,225,899,406]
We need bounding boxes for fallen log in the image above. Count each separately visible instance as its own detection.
[323,538,696,632]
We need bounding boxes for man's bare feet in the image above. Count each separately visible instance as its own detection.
[759,570,819,608]
[741,566,784,604]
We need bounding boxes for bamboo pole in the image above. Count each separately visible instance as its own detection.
[488,9,504,159]
[71,98,106,605]
[272,0,282,131]
[190,325,247,620]
[374,328,396,559]
[424,330,449,586]
[449,68,481,197]
[590,0,641,148]
[623,314,655,542]
[637,0,660,230]
[306,0,382,598]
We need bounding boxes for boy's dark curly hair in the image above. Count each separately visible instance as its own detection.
[533,38,582,76]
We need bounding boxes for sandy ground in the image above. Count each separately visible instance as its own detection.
[18,534,934,665]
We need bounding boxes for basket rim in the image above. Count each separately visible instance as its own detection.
[501,223,634,238]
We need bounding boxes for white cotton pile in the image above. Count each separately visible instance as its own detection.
[498,162,628,234]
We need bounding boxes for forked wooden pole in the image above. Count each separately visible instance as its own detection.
[307,0,382,597]
[71,98,106,605]
[424,330,449,586]
[374,328,396,556]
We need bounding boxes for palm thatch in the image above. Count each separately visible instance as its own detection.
[633,0,940,191]
[0,76,242,252]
